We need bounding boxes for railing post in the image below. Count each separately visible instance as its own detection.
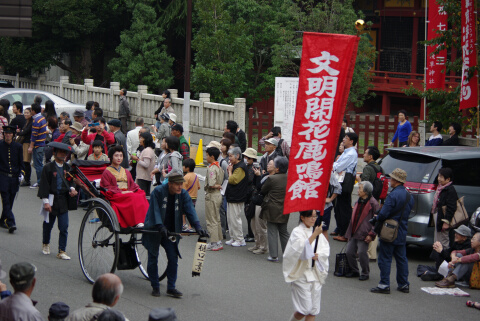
[110,82,120,117]
[37,74,46,90]
[84,79,94,105]
[168,89,178,99]
[198,93,210,128]
[15,73,19,88]
[234,98,246,133]
[137,85,148,118]
[59,76,69,99]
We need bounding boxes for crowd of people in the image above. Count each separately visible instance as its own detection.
[0,92,478,320]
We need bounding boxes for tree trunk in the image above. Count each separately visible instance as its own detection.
[81,38,93,80]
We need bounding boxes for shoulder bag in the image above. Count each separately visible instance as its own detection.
[443,196,468,229]
[377,192,411,242]
[334,244,351,277]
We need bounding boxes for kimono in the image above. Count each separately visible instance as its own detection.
[283,223,330,316]
[100,166,149,228]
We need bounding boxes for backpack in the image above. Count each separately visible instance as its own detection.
[369,163,388,200]
[275,139,284,157]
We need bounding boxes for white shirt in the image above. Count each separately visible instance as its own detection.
[126,126,142,156]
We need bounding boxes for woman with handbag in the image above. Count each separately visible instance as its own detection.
[16,107,33,186]
[345,181,379,281]
[283,210,329,321]
[431,167,458,249]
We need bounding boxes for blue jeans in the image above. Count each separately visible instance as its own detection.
[147,237,179,290]
[33,147,44,184]
[43,212,69,252]
[378,241,409,288]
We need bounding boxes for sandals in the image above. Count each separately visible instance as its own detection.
[466,301,480,310]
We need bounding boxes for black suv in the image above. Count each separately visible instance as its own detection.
[379,147,480,247]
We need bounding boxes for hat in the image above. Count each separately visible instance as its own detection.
[9,262,36,286]
[97,309,125,321]
[49,302,70,319]
[2,125,16,134]
[169,113,177,123]
[107,119,122,128]
[265,138,278,147]
[0,260,6,279]
[73,109,85,117]
[149,308,177,321]
[160,113,170,121]
[242,148,258,159]
[71,121,84,132]
[454,225,472,237]
[206,141,221,150]
[167,172,185,183]
[389,168,407,184]
[47,141,74,153]
[171,124,183,133]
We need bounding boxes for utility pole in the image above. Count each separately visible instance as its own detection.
[183,0,192,141]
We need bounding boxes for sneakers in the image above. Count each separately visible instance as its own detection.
[248,246,259,252]
[267,256,279,262]
[89,218,100,223]
[151,288,161,297]
[182,224,194,233]
[212,243,223,251]
[30,183,39,189]
[166,288,183,298]
[206,243,216,251]
[253,248,267,255]
[42,244,50,255]
[370,286,390,294]
[57,251,71,260]
[231,240,246,247]
[20,181,30,187]
[225,239,234,246]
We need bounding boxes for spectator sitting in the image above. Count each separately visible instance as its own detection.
[97,309,125,321]
[426,121,443,146]
[443,122,461,146]
[425,225,472,281]
[87,140,109,161]
[84,101,95,123]
[435,232,480,288]
[148,308,177,321]
[0,262,44,321]
[404,130,420,147]
[49,302,69,321]
[0,260,12,299]
[66,273,129,321]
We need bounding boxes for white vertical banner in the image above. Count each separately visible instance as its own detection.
[274,77,299,146]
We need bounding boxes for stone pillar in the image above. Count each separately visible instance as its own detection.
[110,82,120,115]
[37,74,46,90]
[84,79,94,105]
[15,73,19,88]
[59,76,69,100]
[137,85,148,118]
[234,98,246,132]
[168,89,178,98]
[198,93,210,128]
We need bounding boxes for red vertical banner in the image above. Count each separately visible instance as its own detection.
[460,0,478,110]
[426,0,447,90]
[283,33,358,214]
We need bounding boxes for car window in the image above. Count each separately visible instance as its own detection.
[25,93,50,105]
[442,158,480,187]
[1,93,24,105]
[379,152,439,183]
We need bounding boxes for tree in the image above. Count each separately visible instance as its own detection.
[109,1,174,93]
[404,0,478,130]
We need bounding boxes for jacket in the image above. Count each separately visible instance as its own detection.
[114,130,129,168]
[38,162,75,215]
[81,129,115,156]
[436,184,458,232]
[260,173,289,223]
[225,161,248,203]
[376,185,414,245]
[118,95,130,117]
[443,134,459,146]
[0,292,45,321]
[66,302,130,321]
[259,151,278,174]
[345,197,379,240]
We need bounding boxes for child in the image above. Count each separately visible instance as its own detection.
[182,158,200,232]
[204,147,225,251]
[87,140,108,161]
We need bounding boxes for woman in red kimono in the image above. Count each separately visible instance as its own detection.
[100,145,149,228]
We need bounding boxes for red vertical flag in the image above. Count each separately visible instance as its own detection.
[459,0,478,110]
[426,0,448,90]
[283,33,358,214]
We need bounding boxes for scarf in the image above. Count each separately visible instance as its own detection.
[431,181,452,214]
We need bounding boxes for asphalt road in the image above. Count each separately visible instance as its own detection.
[1,168,479,321]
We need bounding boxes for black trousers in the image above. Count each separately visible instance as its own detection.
[137,179,151,197]
[24,162,32,183]
[334,192,352,236]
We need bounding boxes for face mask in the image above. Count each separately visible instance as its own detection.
[244,159,248,164]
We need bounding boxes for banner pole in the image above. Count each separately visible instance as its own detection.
[477,105,479,147]
[424,0,428,134]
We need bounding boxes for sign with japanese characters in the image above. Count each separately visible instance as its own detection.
[459,0,478,110]
[284,32,358,214]
[426,0,447,90]
[274,77,299,145]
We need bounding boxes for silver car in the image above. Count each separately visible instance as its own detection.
[379,147,480,247]
[0,88,84,118]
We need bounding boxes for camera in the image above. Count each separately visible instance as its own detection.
[369,217,377,226]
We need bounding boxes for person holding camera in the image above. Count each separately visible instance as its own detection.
[370,168,414,294]
[81,117,115,157]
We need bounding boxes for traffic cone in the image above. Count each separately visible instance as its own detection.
[194,139,206,167]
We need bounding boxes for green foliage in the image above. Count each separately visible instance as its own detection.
[109,1,174,93]
[404,0,478,131]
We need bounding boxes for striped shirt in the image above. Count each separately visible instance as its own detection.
[31,113,47,148]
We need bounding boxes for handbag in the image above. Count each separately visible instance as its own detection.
[470,262,480,289]
[341,172,355,195]
[378,193,411,242]
[15,135,24,144]
[334,245,351,277]
[443,196,468,229]
[251,190,264,206]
